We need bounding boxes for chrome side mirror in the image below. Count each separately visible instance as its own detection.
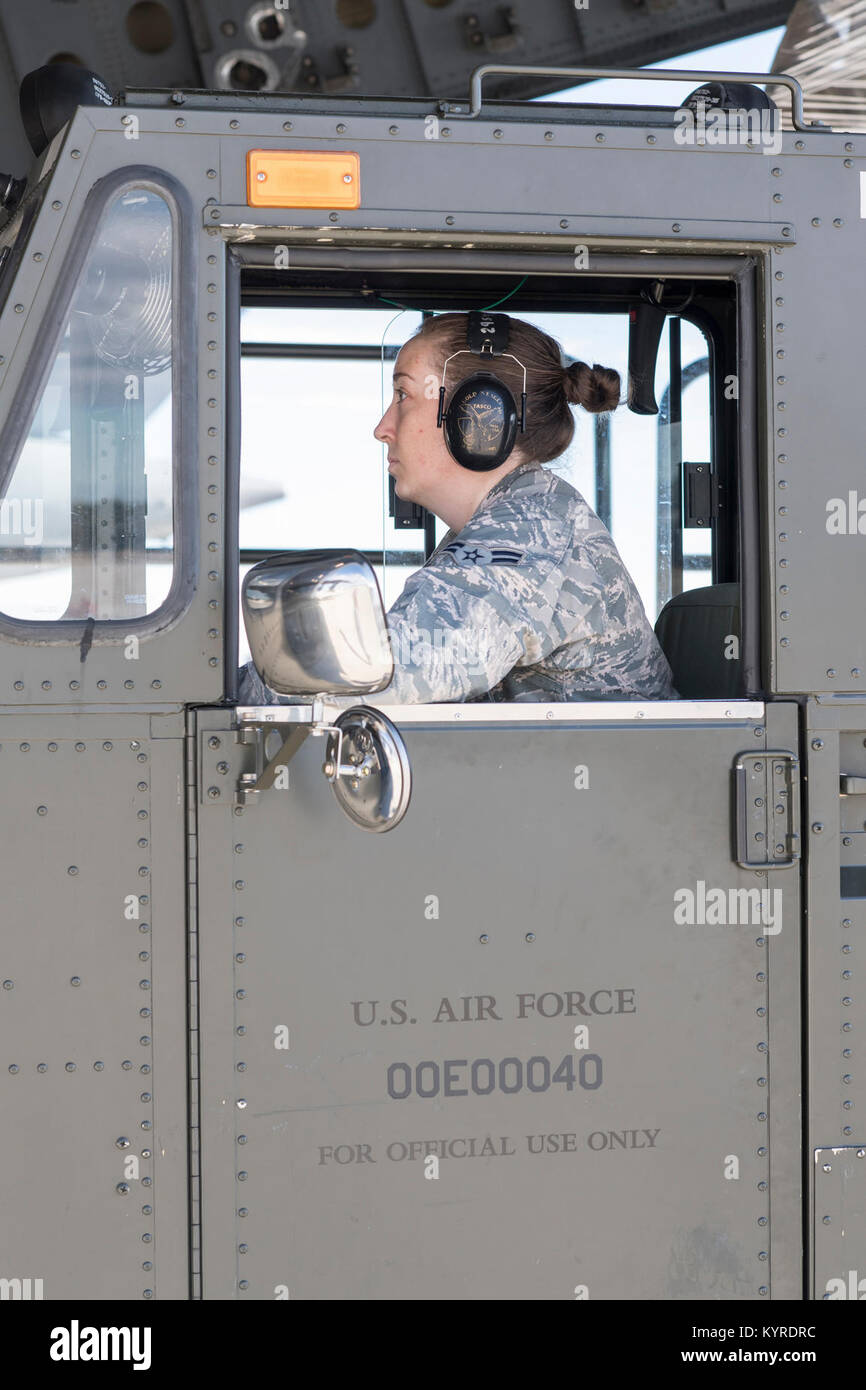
[238,551,411,831]
[242,549,393,696]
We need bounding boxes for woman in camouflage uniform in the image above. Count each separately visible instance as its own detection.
[239,312,677,705]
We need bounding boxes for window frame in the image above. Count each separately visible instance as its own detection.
[229,245,762,700]
[0,165,198,641]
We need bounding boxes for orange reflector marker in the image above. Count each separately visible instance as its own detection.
[247,149,361,208]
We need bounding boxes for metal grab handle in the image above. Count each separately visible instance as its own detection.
[438,63,820,133]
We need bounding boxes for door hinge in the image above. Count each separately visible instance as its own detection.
[733,749,800,869]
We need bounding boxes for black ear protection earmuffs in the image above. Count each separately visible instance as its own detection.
[436,310,527,471]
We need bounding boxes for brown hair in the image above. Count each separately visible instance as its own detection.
[410,312,621,465]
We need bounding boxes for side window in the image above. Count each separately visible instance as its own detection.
[0,186,174,622]
[237,300,714,666]
[238,305,428,665]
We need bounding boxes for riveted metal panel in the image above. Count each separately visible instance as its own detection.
[804,697,866,1295]
[760,151,866,695]
[0,108,223,706]
[0,712,188,1299]
[196,702,801,1300]
[814,1146,866,1301]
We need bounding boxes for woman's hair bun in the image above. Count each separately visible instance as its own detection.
[563,360,621,414]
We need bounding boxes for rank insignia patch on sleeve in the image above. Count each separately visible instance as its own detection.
[444,542,524,566]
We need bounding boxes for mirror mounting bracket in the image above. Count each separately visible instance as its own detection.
[232,700,377,808]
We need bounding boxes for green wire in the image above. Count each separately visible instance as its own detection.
[374,276,529,315]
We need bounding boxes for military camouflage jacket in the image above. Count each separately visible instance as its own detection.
[238,460,678,706]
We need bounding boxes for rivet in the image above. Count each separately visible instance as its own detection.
[647,134,656,144]
[51,200,62,210]
[237,1098,247,1108]
[2,980,12,990]
[238,1208,248,1217]
[759,1286,768,1296]
[239,1279,249,1290]
[70,976,81,987]
[758,1250,768,1260]
[122,1060,132,1070]
[544,131,553,141]
[757,1181,767,1191]
[479,933,489,943]
[116,1183,130,1195]
[13,682,23,691]
[65,1062,75,1072]
[283,121,293,131]
[68,865,79,874]
[811,738,824,750]
[93,1061,104,1071]
[672,223,681,233]
[834,218,843,227]
[827,669,836,679]
[238,1135,247,1144]
[236,989,246,1000]
[7,1064,17,1074]
[812,823,824,834]
[525,932,535,942]
[239,1243,248,1253]
[595,133,605,143]
[771,168,782,177]
[812,217,821,226]
[142,1233,152,1243]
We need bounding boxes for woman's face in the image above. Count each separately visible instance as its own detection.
[373,336,456,506]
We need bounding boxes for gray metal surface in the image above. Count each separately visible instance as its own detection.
[3,60,863,1300]
[0,710,189,1299]
[804,697,866,1296]
[0,1,796,176]
[195,701,800,1299]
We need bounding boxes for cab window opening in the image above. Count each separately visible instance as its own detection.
[236,270,741,702]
